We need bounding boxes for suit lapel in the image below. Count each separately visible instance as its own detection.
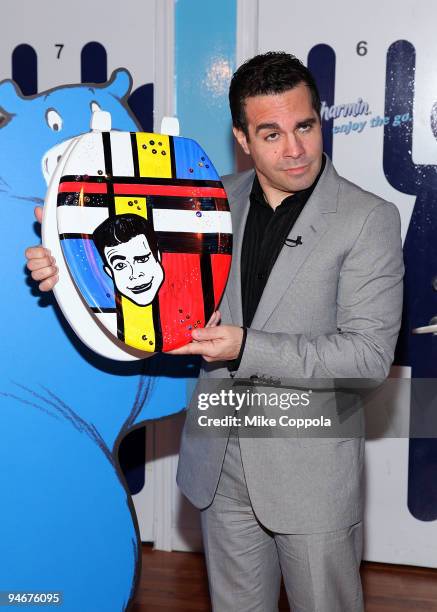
[251,158,340,329]
[223,170,254,326]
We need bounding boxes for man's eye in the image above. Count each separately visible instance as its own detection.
[114,262,126,271]
[137,255,151,263]
[265,133,279,141]
[298,124,312,133]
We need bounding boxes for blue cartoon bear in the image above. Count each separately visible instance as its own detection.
[0,69,140,202]
[0,71,194,610]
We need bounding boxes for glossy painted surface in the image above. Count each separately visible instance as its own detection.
[56,131,232,352]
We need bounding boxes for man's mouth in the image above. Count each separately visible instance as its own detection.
[282,164,309,175]
[129,277,154,293]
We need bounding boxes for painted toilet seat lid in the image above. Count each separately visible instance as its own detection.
[43,137,157,361]
[49,129,232,356]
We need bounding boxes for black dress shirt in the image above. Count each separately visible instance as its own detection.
[228,156,326,371]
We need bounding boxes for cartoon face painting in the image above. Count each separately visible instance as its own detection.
[104,233,164,306]
[93,214,164,306]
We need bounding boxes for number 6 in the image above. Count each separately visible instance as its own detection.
[356,41,368,56]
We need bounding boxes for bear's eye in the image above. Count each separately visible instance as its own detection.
[46,108,63,132]
[90,101,101,113]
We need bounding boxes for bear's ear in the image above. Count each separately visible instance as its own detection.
[106,68,133,100]
[0,79,24,114]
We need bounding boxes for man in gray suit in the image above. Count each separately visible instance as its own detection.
[170,52,404,611]
[26,52,403,612]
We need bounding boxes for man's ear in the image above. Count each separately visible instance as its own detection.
[232,126,251,155]
[103,265,113,278]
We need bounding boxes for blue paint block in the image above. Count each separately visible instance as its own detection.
[173,137,220,180]
[60,238,115,309]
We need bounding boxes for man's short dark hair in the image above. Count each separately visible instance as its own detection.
[229,51,321,137]
[93,213,160,263]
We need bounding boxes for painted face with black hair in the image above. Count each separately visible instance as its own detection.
[103,234,164,306]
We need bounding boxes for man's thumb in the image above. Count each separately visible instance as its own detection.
[34,206,43,224]
[192,326,220,341]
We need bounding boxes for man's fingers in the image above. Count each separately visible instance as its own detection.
[25,246,56,277]
[167,339,218,356]
[166,347,188,355]
[166,315,231,359]
[205,312,216,327]
[192,326,223,341]
[166,343,199,356]
[39,274,59,292]
[206,310,221,327]
[25,242,59,292]
[34,206,43,224]
[25,245,52,260]
[26,256,55,271]
[31,265,58,282]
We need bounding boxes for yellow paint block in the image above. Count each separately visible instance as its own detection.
[114,196,147,218]
[135,133,172,178]
[114,199,154,349]
[121,296,156,351]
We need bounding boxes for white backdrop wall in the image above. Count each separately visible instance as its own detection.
[168,1,437,565]
[257,0,437,566]
[258,0,432,237]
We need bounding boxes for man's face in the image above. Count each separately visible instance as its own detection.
[103,234,164,306]
[233,83,323,207]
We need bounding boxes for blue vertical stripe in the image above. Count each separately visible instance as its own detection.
[175,0,237,176]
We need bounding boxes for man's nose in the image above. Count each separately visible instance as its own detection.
[283,133,305,158]
[129,264,145,280]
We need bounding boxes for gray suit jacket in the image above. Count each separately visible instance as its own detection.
[176,157,404,534]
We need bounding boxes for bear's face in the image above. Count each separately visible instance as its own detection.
[0,69,139,202]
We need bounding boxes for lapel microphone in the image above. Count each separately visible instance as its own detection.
[284,235,303,247]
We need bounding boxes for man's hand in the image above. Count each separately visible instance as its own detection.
[205,310,221,328]
[25,206,59,291]
[168,321,243,362]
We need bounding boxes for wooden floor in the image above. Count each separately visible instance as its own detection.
[131,544,437,611]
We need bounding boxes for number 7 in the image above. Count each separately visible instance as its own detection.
[55,44,64,59]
